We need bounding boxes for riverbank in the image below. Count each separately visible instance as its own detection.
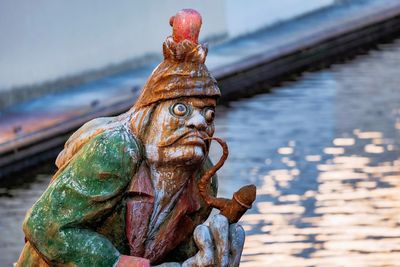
[1,0,400,177]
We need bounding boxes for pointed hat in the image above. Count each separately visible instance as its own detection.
[134,9,221,108]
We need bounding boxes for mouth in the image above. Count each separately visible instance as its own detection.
[158,131,210,149]
[180,134,208,148]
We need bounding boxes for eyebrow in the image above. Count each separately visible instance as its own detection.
[187,99,216,108]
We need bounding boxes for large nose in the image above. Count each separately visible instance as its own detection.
[185,111,207,131]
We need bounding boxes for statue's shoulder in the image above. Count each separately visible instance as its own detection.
[56,114,143,169]
[51,123,143,183]
[98,124,143,158]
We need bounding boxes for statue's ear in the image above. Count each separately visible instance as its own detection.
[129,104,156,138]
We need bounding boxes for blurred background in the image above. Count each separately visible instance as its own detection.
[1,0,400,266]
[0,0,330,104]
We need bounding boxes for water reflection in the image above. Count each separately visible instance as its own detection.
[209,40,400,266]
[2,40,400,266]
[0,166,54,266]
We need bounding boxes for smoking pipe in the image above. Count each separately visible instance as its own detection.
[198,137,256,224]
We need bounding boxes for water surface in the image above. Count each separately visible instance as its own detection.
[210,40,400,266]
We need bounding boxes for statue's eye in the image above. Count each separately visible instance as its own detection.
[172,103,188,116]
[204,108,215,123]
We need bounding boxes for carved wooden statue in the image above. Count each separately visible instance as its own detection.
[17,9,256,267]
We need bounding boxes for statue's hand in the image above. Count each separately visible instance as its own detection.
[183,214,245,267]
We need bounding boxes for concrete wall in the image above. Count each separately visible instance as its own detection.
[0,0,226,92]
[0,0,334,102]
[225,0,334,37]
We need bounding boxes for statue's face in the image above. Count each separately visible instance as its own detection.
[143,97,216,166]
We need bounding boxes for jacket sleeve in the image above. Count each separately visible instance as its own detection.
[23,127,142,266]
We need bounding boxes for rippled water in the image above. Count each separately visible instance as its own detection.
[2,40,400,266]
[210,40,400,266]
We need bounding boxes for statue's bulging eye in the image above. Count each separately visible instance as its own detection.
[204,108,215,123]
[172,103,188,116]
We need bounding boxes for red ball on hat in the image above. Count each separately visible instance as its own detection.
[170,9,202,44]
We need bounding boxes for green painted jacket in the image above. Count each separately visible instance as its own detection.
[18,125,217,266]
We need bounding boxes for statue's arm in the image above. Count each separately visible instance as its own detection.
[22,128,144,266]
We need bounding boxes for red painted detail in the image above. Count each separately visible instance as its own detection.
[115,255,150,267]
[125,161,203,264]
[126,163,154,257]
[170,9,202,44]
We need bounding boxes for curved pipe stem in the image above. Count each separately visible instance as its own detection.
[198,137,229,209]
[198,137,257,223]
